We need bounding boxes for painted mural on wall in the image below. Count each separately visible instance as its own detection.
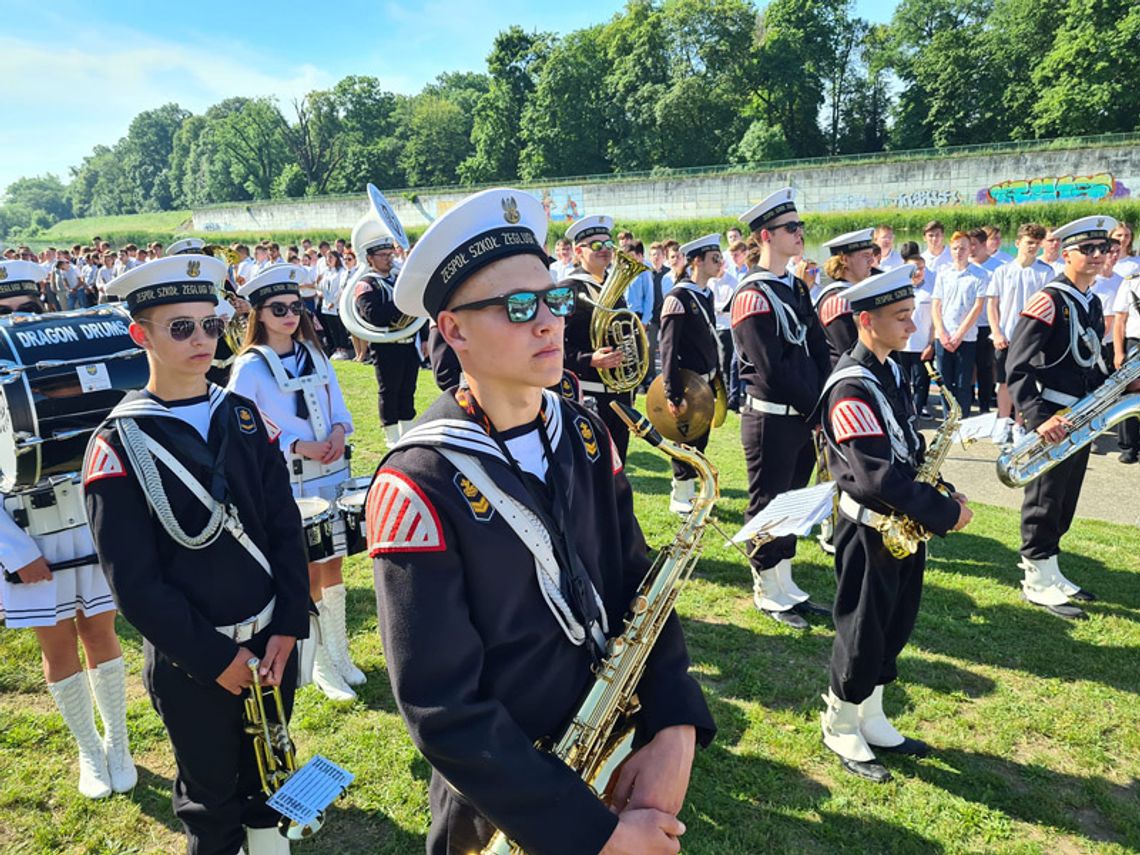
[889,189,964,208]
[529,187,584,221]
[978,173,1131,205]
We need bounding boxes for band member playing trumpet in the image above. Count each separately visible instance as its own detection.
[228,265,361,702]
[659,234,723,513]
[732,189,833,629]
[0,261,136,801]
[84,256,310,855]
[818,265,972,782]
[368,189,714,855]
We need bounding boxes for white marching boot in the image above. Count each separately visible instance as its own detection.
[398,419,415,438]
[669,478,695,514]
[312,603,357,702]
[751,566,807,629]
[89,657,137,792]
[246,825,290,855]
[821,688,889,782]
[296,613,318,688]
[774,558,810,604]
[47,671,112,799]
[858,685,931,757]
[383,423,401,447]
[1019,555,1083,618]
[321,583,365,686]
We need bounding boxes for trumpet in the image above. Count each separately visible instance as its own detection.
[244,657,324,840]
[585,252,650,393]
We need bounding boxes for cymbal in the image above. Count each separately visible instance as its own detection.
[645,369,715,443]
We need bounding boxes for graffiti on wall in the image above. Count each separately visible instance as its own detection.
[978,173,1131,205]
[890,189,963,208]
[528,187,584,221]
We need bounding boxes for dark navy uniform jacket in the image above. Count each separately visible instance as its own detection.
[83,386,310,683]
[1007,275,1106,431]
[816,281,859,368]
[658,278,720,405]
[823,343,960,535]
[355,270,415,352]
[368,389,715,855]
[730,269,831,418]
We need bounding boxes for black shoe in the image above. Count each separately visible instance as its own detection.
[874,736,931,757]
[837,755,892,783]
[1068,588,1097,602]
[1022,594,1086,620]
[763,608,809,630]
[1120,449,1138,464]
[727,398,740,413]
[794,600,832,618]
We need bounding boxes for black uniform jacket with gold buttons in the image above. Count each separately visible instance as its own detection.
[83,385,310,683]
[367,388,715,855]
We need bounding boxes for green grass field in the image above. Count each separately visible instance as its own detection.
[35,212,194,246]
[2,362,1138,854]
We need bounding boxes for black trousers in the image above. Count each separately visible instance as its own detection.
[1119,337,1140,450]
[671,426,710,481]
[896,350,931,415]
[975,330,995,412]
[372,343,420,426]
[829,517,925,704]
[1021,444,1090,559]
[588,390,633,462]
[321,313,349,352]
[741,410,816,570]
[144,629,298,855]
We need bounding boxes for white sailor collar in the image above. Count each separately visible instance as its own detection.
[108,384,229,422]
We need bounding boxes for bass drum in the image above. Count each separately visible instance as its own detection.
[0,306,146,491]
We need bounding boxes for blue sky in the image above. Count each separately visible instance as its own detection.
[1,0,891,196]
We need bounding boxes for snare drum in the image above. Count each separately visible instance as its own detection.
[0,306,145,491]
[295,496,335,563]
[335,476,372,556]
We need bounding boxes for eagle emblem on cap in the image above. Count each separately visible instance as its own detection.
[0,268,7,281]
[502,196,521,225]
[289,270,297,280]
[187,260,201,278]
[1097,218,1105,228]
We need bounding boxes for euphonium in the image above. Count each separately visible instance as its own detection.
[996,348,1140,487]
[586,252,650,393]
[338,262,427,344]
[477,401,718,855]
[244,657,325,840]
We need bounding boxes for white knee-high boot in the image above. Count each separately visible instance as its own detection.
[320,583,365,685]
[820,688,877,763]
[47,670,112,799]
[88,656,137,792]
[383,424,401,447]
[311,602,356,702]
[246,825,290,855]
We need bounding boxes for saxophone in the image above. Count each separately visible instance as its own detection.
[586,252,651,393]
[877,362,961,559]
[477,401,719,855]
[996,348,1140,487]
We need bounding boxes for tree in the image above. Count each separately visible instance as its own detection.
[326,76,405,193]
[729,118,794,165]
[280,91,346,195]
[3,174,71,222]
[208,97,289,199]
[398,95,471,186]
[117,103,190,212]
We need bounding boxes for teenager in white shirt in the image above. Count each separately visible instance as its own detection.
[932,231,987,413]
[1111,267,1140,462]
[921,219,952,273]
[1041,228,1065,275]
[548,238,575,282]
[1112,222,1139,279]
[874,224,904,270]
[895,243,936,417]
[318,251,353,359]
[985,225,1014,265]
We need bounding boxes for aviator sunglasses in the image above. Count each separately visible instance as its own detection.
[264,301,306,318]
[449,285,576,324]
[581,239,616,252]
[141,315,227,341]
[1073,242,1111,256]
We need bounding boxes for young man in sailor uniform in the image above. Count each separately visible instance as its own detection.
[559,214,634,460]
[83,256,310,855]
[1006,216,1139,619]
[816,228,877,368]
[818,265,972,783]
[731,189,833,629]
[0,261,136,801]
[352,205,420,446]
[166,238,245,387]
[228,265,362,702]
[658,233,724,514]
[367,189,715,855]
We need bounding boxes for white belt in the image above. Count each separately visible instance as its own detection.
[1041,388,1079,407]
[745,395,800,416]
[215,596,275,643]
[579,379,611,395]
[838,492,887,528]
[290,456,350,483]
[4,475,87,537]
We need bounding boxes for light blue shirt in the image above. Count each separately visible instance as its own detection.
[933,265,988,342]
[625,269,655,325]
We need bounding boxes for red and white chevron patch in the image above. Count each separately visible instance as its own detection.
[830,398,885,442]
[83,436,126,485]
[661,295,686,317]
[610,433,623,474]
[731,289,770,326]
[1021,290,1056,325]
[260,411,282,443]
[819,295,852,327]
[366,469,446,556]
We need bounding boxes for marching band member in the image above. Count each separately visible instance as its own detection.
[818,265,972,782]
[659,233,724,513]
[816,228,877,367]
[1007,216,1138,618]
[0,261,136,800]
[732,190,833,629]
[352,206,420,446]
[368,189,715,855]
[84,256,310,855]
[227,265,361,702]
[560,214,633,460]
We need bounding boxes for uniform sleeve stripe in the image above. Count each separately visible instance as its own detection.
[367,468,446,555]
[731,289,770,327]
[661,295,686,317]
[1021,291,1056,325]
[83,436,126,485]
[820,296,852,326]
[830,397,885,442]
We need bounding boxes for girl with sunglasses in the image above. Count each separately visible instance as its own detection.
[228,266,360,702]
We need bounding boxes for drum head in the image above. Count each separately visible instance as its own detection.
[336,476,372,498]
[295,496,331,520]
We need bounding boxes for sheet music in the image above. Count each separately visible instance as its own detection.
[267,755,354,826]
[731,482,837,543]
[952,412,997,444]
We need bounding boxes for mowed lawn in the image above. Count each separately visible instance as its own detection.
[2,361,1138,854]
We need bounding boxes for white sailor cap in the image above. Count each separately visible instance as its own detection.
[740,187,797,232]
[238,264,306,306]
[0,260,46,298]
[394,188,549,319]
[823,228,876,256]
[565,214,614,244]
[680,233,722,260]
[107,255,224,315]
[1055,215,1119,250]
[167,237,206,256]
[839,264,915,313]
[352,184,410,257]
